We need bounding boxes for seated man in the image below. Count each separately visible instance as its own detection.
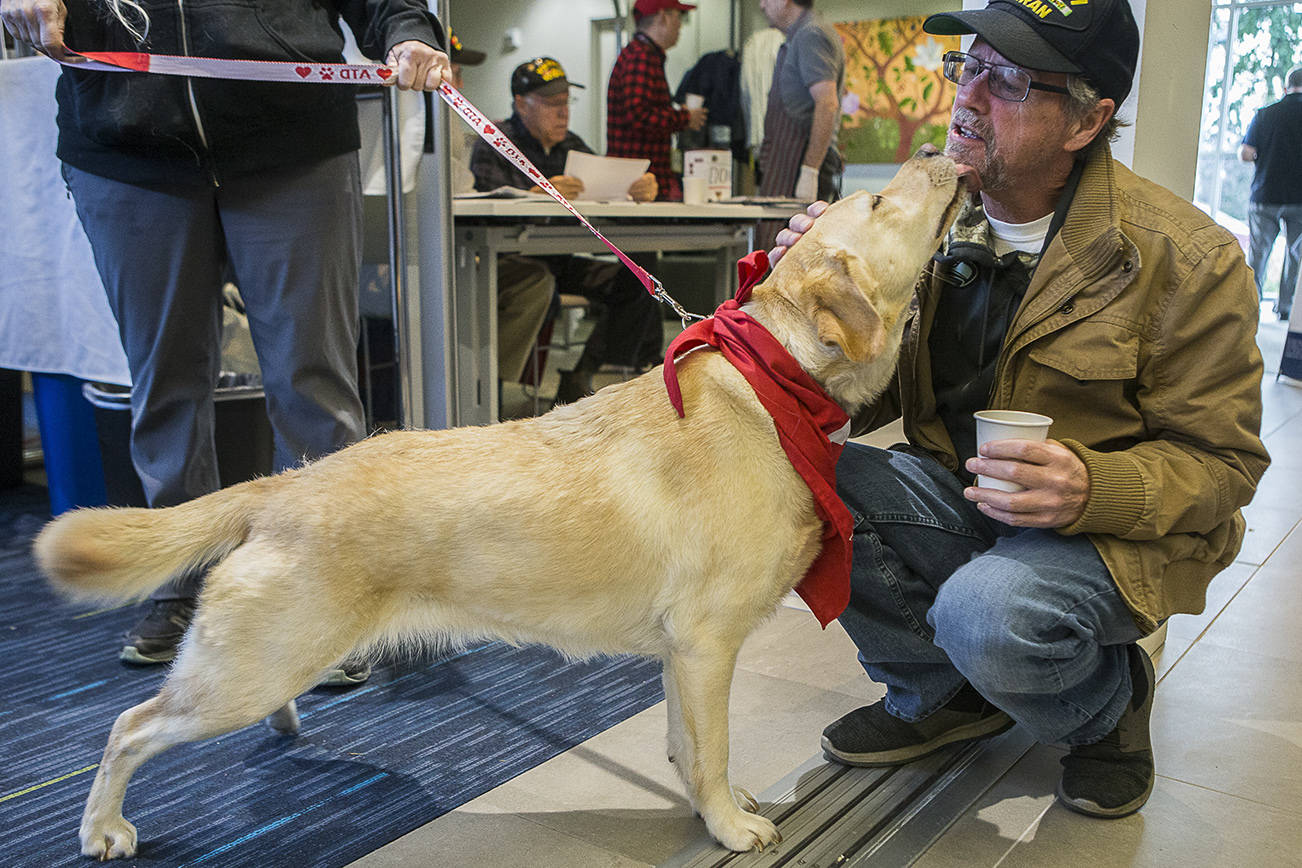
[470,56,663,403]
[446,34,554,387]
[773,0,1267,819]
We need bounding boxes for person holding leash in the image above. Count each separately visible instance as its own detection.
[1,0,448,684]
[771,0,1267,818]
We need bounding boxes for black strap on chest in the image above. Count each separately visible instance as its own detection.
[925,158,1084,477]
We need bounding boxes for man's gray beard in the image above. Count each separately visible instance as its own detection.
[946,110,1008,195]
[946,144,1007,193]
[975,153,1009,197]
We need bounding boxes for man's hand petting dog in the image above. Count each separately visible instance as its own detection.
[770,200,830,264]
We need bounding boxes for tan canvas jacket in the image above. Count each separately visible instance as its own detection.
[855,144,1270,633]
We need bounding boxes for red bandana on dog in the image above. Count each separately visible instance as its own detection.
[663,251,853,627]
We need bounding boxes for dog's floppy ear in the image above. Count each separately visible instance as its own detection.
[811,250,886,362]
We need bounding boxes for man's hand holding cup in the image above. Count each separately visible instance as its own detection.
[965,410,1089,528]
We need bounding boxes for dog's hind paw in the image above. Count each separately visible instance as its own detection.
[265,699,300,734]
[80,815,137,860]
[705,805,781,853]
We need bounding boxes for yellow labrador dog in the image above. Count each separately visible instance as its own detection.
[35,148,969,860]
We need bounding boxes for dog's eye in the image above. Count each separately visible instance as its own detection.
[870,195,884,210]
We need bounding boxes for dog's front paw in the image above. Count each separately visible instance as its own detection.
[732,785,759,813]
[703,803,781,853]
[81,815,137,860]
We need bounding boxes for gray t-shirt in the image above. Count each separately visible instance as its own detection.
[775,10,844,141]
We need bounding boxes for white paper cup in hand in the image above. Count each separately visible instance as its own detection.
[973,410,1053,492]
[684,93,704,110]
[682,176,707,205]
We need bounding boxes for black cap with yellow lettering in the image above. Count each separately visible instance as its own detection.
[924,0,1140,105]
[510,57,586,98]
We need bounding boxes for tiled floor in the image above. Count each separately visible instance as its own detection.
[354,304,1302,867]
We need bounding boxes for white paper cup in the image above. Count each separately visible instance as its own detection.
[973,410,1053,492]
[684,93,705,110]
[682,176,707,205]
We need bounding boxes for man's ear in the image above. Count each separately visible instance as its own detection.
[810,251,885,362]
[1065,98,1115,154]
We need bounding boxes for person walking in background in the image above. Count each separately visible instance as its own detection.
[1240,65,1302,320]
[0,0,447,685]
[471,57,663,403]
[606,0,707,201]
[756,0,844,203]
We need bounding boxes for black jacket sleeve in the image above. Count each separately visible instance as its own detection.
[340,0,444,61]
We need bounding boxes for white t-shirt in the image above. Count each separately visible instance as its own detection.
[987,211,1053,258]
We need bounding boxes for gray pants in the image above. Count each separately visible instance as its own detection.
[1247,202,1302,316]
[64,154,367,600]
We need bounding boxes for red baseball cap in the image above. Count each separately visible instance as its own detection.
[633,0,696,17]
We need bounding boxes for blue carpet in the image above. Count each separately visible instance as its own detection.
[0,486,666,867]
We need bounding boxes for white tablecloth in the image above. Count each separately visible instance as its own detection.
[0,56,130,384]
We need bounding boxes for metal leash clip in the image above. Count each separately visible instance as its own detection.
[650,277,708,329]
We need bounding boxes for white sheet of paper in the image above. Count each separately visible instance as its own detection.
[453,186,553,200]
[563,151,650,201]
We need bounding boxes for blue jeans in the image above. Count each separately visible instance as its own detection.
[834,444,1143,746]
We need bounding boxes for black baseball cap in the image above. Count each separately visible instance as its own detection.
[510,56,586,98]
[924,0,1140,105]
[449,32,485,66]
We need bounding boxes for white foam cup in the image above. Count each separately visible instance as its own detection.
[972,410,1053,492]
[684,93,705,110]
[682,176,708,205]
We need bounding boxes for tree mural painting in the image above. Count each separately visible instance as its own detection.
[835,16,960,164]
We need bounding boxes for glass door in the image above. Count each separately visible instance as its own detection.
[1194,1,1302,301]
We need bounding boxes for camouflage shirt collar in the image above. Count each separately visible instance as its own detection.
[944,195,1042,271]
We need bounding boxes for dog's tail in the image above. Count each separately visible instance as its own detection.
[32,477,276,603]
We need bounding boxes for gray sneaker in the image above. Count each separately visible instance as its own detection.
[318,660,372,687]
[822,684,1014,767]
[1056,644,1155,818]
[120,599,196,665]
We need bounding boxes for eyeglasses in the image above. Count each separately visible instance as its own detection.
[526,94,576,110]
[941,51,1070,102]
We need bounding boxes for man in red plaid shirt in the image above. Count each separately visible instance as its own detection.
[607,0,708,201]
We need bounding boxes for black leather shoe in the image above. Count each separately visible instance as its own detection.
[1057,644,1156,818]
[822,683,1014,767]
[120,599,196,664]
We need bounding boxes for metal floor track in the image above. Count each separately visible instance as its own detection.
[661,727,1036,868]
